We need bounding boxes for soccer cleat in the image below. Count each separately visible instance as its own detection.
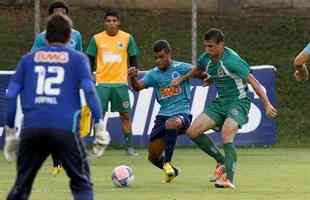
[49,165,63,176]
[209,163,225,182]
[126,147,139,156]
[214,177,236,189]
[162,163,179,183]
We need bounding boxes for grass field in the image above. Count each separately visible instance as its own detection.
[0,148,309,200]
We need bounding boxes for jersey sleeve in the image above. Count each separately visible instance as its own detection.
[197,53,207,71]
[303,43,310,54]
[76,31,83,51]
[128,35,139,57]
[86,36,97,57]
[76,54,93,82]
[142,70,155,88]
[11,58,26,87]
[227,56,251,80]
[31,34,46,51]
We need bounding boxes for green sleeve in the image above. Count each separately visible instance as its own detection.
[197,53,208,71]
[86,36,97,56]
[227,56,251,80]
[76,32,83,51]
[128,35,139,57]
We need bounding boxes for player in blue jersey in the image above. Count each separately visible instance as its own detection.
[128,40,225,183]
[31,1,83,51]
[293,42,309,81]
[4,14,105,200]
[30,1,84,175]
[129,40,192,183]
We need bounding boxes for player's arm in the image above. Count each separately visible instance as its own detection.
[170,66,209,86]
[128,68,146,91]
[247,74,277,119]
[85,36,97,72]
[4,59,25,161]
[293,44,310,81]
[128,35,139,69]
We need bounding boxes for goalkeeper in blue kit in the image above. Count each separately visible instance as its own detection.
[4,14,106,200]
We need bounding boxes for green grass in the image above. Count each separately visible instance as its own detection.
[0,148,309,200]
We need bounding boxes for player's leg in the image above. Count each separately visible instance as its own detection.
[7,128,49,200]
[214,118,238,189]
[92,85,111,157]
[148,138,165,169]
[53,129,93,200]
[112,85,137,156]
[215,99,250,188]
[186,112,225,166]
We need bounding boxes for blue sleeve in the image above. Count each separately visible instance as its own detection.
[6,82,22,128]
[181,63,192,75]
[76,54,93,81]
[81,79,102,123]
[11,59,26,87]
[142,70,156,88]
[31,34,46,51]
[303,43,310,54]
[76,31,83,51]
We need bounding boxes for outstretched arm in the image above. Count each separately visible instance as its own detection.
[293,51,309,81]
[171,67,209,86]
[247,74,277,119]
[128,67,147,91]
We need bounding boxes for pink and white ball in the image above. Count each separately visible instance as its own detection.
[112,165,134,187]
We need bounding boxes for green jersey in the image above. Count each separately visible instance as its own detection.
[197,47,250,100]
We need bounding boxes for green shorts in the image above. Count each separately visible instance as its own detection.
[204,98,251,128]
[96,84,131,113]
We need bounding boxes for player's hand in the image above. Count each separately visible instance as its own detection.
[265,103,277,119]
[4,125,19,162]
[294,69,309,81]
[170,77,182,86]
[202,77,213,87]
[92,119,111,158]
[128,67,138,78]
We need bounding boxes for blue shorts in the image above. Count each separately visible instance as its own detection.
[149,113,192,142]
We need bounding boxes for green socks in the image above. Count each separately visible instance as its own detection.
[223,143,237,183]
[192,134,225,164]
[124,132,133,148]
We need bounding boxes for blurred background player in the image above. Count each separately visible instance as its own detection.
[128,40,193,183]
[30,0,84,176]
[293,42,309,81]
[180,28,277,188]
[4,14,104,200]
[31,0,83,51]
[86,9,139,156]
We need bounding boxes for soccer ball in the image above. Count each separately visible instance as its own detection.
[112,165,134,187]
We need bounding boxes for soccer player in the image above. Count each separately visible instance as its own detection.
[86,10,139,156]
[293,42,309,81]
[128,40,192,183]
[30,0,84,175]
[4,14,105,200]
[177,28,277,188]
[31,0,83,51]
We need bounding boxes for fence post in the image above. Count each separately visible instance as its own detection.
[192,0,197,66]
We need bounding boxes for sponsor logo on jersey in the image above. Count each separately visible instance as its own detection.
[103,52,122,63]
[34,51,69,63]
[160,85,182,98]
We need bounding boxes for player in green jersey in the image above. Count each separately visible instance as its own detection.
[175,28,277,188]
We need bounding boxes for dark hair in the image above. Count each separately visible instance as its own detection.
[104,9,120,20]
[48,1,69,15]
[153,40,171,53]
[45,14,72,44]
[204,28,225,43]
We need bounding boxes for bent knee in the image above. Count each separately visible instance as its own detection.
[165,117,183,130]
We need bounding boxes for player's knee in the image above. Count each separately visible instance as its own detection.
[165,117,182,130]
[221,132,234,143]
[185,126,199,139]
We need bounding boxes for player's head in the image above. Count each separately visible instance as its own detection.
[204,28,225,57]
[153,40,172,70]
[48,1,69,16]
[46,14,72,44]
[104,9,120,35]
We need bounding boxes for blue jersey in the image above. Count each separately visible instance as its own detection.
[10,45,93,132]
[303,43,310,54]
[142,61,192,116]
[31,29,83,51]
